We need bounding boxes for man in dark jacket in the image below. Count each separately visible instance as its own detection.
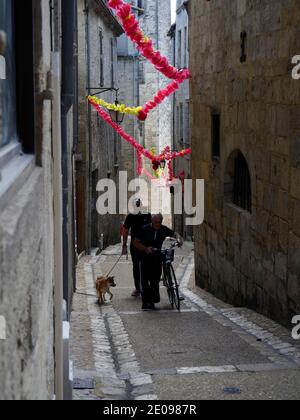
[122,199,152,297]
[133,214,183,310]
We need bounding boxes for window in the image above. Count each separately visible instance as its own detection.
[138,61,145,84]
[0,0,17,149]
[110,38,115,88]
[0,0,34,153]
[184,100,190,146]
[225,151,252,213]
[99,28,104,87]
[212,111,220,159]
[137,0,145,15]
[113,131,119,167]
[0,0,35,209]
[176,105,180,145]
[177,30,182,68]
[180,103,184,144]
[184,26,188,68]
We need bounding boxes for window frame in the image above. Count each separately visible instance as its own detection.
[0,0,36,208]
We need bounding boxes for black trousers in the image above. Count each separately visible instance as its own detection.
[140,256,162,305]
[130,245,141,291]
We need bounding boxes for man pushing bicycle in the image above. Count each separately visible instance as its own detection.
[133,214,183,311]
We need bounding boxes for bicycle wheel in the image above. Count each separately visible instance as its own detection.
[164,266,174,308]
[167,264,181,312]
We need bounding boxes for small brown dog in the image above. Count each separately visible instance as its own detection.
[96,276,117,305]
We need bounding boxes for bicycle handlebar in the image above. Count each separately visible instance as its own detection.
[152,241,180,253]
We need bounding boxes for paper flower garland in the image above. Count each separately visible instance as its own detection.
[88,0,192,182]
[89,97,191,181]
[99,0,191,122]
[88,95,142,117]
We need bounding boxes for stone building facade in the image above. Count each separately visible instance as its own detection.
[0,0,76,399]
[189,0,300,326]
[76,0,123,253]
[169,0,192,238]
[117,0,173,223]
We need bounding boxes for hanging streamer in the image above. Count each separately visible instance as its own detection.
[88,95,142,116]
[88,0,193,182]
[107,0,190,121]
[89,98,192,181]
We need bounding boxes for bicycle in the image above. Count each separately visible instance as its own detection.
[155,238,182,312]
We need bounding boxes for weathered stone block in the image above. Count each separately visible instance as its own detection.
[290,134,300,168]
[288,233,300,275]
[291,168,300,200]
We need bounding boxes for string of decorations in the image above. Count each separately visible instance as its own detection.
[94,0,191,122]
[88,0,192,181]
[88,95,142,117]
[89,97,192,180]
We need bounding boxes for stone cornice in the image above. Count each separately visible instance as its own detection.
[92,0,124,36]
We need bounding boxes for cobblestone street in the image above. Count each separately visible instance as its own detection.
[70,243,300,400]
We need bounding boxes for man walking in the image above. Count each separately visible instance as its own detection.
[133,214,183,310]
[122,199,152,297]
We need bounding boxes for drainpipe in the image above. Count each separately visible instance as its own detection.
[61,0,76,317]
[52,0,64,401]
[85,0,92,254]
[72,0,79,291]
[61,0,78,399]
[155,0,160,150]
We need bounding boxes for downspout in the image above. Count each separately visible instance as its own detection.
[72,0,79,291]
[61,0,76,315]
[85,0,92,254]
[156,0,160,150]
[133,55,136,173]
[51,0,64,401]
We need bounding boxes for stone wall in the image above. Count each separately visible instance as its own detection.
[77,0,123,251]
[0,0,55,399]
[117,0,173,224]
[171,0,192,238]
[189,0,300,326]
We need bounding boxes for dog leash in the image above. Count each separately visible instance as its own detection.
[106,254,124,277]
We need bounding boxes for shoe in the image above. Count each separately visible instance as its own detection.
[142,303,151,311]
[149,303,156,311]
[132,290,141,297]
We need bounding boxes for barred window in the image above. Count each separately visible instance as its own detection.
[225,151,252,213]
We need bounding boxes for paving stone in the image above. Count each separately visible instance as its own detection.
[134,395,158,401]
[177,366,237,375]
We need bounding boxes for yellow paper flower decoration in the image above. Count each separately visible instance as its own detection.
[88,96,142,116]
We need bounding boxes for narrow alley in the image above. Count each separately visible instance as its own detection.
[1,0,300,402]
[71,243,300,401]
